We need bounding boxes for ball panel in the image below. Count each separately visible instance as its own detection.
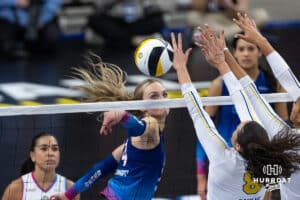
[159,49,173,74]
[167,49,173,61]
[134,38,153,73]
[156,59,163,76]
[148,46,164,76]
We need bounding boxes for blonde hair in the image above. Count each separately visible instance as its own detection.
[73,54,131,102]
[73,54,163,116]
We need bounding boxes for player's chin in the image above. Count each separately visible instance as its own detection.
[156,109,169,118]
[44,163,58,171]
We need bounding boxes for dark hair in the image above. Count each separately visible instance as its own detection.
[20,132,55,175]
[237,121,300,184]
[231,32,277,92]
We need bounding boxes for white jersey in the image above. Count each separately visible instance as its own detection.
[181,82,265,199]
[280,131,300,200]
[238,76,300,200]
[216,52,300,200]
[280,170,300,200]
[266,51,300,200]
[266,51,300,102]
[21,172,67,200]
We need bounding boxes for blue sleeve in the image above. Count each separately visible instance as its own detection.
[0,0,17,7]
[64,154,118,199]
[39,0,62,25]
[121,112,146,137]
[196,140,208,175]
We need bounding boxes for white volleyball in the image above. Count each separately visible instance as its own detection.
[134,38,173,77]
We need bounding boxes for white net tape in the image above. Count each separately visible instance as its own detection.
[0,93,293,116]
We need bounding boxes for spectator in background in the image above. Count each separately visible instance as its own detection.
[87,0,165,50]
[0,0,62,58]
[195,30,289,199]
[186,0,269,39]
[1,132,79,200]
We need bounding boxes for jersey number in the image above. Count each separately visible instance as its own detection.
[243,172,261,194]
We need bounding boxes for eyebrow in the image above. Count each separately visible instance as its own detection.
[37,144,59,147]
[148,90,167,94]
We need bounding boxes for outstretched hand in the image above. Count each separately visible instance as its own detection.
[233,12,264,44]
[194,25,226,69]
[171,32,192,72]
[99,110,126,135]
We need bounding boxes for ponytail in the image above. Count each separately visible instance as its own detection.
[245,127,300,184]
[73,53,163,118]
[72,54,132,102]
[20,158,35,176]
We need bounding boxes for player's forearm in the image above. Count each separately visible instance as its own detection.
[121,112,146,137]
[224,49,247,79]
[266,51,300,101]
[181,83,227,161]
[223,72,259,122]
[255,36,274,56]
[176,67,192,85]
[214,62,231,76]
[239,76,288,138]
[64,155,118,200]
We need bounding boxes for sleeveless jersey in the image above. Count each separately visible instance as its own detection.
[217,70,272,146]
[101,135,165,200]
[21,172,67,200]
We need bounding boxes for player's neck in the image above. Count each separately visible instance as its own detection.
[33,169,56,185]
[244,67,259,81]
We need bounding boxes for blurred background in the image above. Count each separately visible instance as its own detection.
[0,0,299,199]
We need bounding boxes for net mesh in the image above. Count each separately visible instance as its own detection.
[0,109,198,199]
[0,92,293,199]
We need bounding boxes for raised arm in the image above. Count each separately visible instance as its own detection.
[204,24,288,138]
[194,26,259,123]
[171,32,229,163]
[233,12,300,102]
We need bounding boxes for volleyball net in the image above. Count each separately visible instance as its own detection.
[0,92,293,199]
[0,92,292,116]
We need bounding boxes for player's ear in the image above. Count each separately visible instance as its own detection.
[234,143,241,152]
[30,151,36,162]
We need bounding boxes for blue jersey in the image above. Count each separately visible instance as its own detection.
[101,135,165,200]
[217,70,272,146]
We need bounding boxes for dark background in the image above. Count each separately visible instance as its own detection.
[0,109,197,199]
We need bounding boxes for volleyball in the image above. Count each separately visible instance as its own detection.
[134,38,173,77]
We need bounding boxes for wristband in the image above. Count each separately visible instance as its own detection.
[121,112,146,137]
[64,186,78,200]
